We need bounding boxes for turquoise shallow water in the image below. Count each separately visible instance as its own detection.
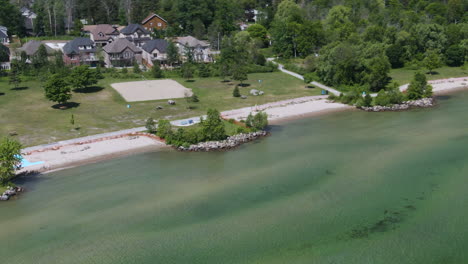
[2,92,468,263]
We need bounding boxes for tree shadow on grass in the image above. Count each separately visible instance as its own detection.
[185,79,195,83]
[425,71,440,75]
[221,79,231,83]
[52,102,80,110]
[11,86,29,91]
[0,92,5,96]
[73,86,104,93]
[239,83,251,87]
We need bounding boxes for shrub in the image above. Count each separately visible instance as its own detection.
[156,119,173,139]
[145,118,156,133]
[233,86,241,97]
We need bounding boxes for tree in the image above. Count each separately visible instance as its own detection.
[200,109,226,141]
[133,62,141,74]
[167,42,180,66]
[233,86,241,97]
[198,63,211,77]
[252,112,268,130]
[44,74,72,105]
[151,62,164,78]
[8,65,21,89]
[33,44,49,69]
[246,24,268,46]
[0,137,22,186]
[407,72,433,100]
[145,118,156,133]
[156,119,173,139]
[181,63,194,80]
[423,50,442,75]
[445,45,464,67]
[68,65,98,90]
[232,66,248,85]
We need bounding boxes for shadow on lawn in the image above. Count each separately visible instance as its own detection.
[0,92,5,96]
[73,86,104,93]
[52,102,81,110]
[11,86,29,91]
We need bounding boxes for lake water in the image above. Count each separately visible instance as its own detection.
[2,92,468,263]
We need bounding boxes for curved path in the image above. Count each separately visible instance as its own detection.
[268,58,468,97]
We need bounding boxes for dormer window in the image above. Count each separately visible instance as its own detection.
[78,46,84,50]
[98,32,104,37]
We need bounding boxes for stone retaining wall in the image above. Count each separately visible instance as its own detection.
[361,98,434,112]
[178,131,269,152]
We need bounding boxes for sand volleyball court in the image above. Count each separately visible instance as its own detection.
[111,79,193,102]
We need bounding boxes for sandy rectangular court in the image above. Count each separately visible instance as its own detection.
[111,79,193,102]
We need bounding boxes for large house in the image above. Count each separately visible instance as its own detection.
[175,36,212,63]
[63,38,98,66]
[0,43,10,70]
[141,39,169,67]
[119,24,151,47]
[103,38,142,67]
[0,26,9,45]
[84,24,120,46]
[141,13,168,32]
[18,40,55,62]
[21,7,37,35]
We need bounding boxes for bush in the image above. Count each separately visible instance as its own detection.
[233,86,241,97]
[246,112,268,130]
[145,118,156,133]
[156,119,173,139]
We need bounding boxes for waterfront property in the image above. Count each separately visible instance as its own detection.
[85,24,120,47]
[141,39,169,67]
[175,36,213,63]
[103,38,143,67]
[119,24,151,47]
[141,13,168,32]
[62,37,99,66]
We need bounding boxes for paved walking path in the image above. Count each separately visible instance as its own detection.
[268,58,341,96]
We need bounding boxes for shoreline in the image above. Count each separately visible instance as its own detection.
[13,77,468,177]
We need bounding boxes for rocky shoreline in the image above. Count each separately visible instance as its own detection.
[178,131,269,152]
[360,98,434,112]
[0,186,23,201]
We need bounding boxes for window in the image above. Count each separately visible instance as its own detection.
[124,52,130,58]
[150,22,153,26]
[78,46,84,50]
[98,32,104,37]
[157,23,162,27]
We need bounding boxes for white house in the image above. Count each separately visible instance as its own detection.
[0,26,9,45]
[175,36,213,63]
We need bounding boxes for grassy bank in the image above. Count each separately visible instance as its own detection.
[0,71,317,146]
[389,66,468,85]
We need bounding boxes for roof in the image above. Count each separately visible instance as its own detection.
[141,39,169,53]
[175,36,210,48]
[90,24,120,41]
[0,26,7,38]
[120,24,150,35]
[63,38,95,55]
[20,40,55,56]
[103,38,142,54]
[141,13,168,25]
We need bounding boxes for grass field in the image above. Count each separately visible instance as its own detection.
[0,71,318,146]
[389,66,468,85]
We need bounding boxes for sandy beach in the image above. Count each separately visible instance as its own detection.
[17,76,468,175]
[19,135,168,174]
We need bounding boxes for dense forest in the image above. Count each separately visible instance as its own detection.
[1,0,467,91]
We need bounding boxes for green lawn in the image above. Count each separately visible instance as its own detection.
[0,71,318,146]
[389,66,468,85]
